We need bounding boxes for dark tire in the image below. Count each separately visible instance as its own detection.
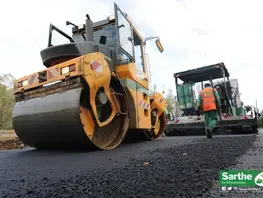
[164,129,172,136]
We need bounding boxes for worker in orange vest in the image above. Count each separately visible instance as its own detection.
[196,83,221,139]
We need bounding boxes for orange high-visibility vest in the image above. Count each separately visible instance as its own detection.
[200,87,217,111]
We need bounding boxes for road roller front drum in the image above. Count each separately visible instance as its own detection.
[13,76,130,150]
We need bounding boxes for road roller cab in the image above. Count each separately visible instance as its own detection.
[12,3,167,150]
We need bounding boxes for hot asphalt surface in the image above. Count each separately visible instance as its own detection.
[1,130,263,198]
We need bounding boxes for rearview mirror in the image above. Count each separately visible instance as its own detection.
[155,39,164,53]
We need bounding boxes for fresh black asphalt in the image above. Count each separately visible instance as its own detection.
[1,131,263,198]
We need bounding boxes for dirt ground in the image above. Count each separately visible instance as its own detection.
[0,130,27,150]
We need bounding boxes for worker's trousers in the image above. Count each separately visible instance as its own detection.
[204,110,218,132]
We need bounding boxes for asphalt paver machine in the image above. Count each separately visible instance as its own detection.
[165,62,258,136]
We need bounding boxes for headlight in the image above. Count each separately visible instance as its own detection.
[22,80,28,86]
[61,67,69,75]
[61,65,75,75]
[17,80,28,88]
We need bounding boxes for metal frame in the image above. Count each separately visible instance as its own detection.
[143,36,160,46]
[144,53,151,81]
[174,64,235,116]
[138,42,146,73]
[47,24,74,47]
[114,3,135,61]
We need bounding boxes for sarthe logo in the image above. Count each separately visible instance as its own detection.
[254,172,263,187]
[220,170,263,187]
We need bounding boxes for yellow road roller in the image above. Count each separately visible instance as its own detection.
[12,3,167,150]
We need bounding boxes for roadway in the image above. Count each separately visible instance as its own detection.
[1,130,263,198]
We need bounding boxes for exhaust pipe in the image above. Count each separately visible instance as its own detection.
[85,14,93,42]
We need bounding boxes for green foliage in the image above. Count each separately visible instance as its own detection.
[0,73,15,129]
[0,73,15,88]
[164,89,181,117]
[165,89,175,113]
[258,110,263,128]
[150,85,180,117]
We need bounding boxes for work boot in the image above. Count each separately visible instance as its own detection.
[206,128,212,139]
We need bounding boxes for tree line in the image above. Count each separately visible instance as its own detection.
[0,73,15,130]
[149,84,180,117]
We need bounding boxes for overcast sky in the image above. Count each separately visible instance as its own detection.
[1,0,262,109]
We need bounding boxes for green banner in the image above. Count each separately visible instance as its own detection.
[219,170,263,187]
